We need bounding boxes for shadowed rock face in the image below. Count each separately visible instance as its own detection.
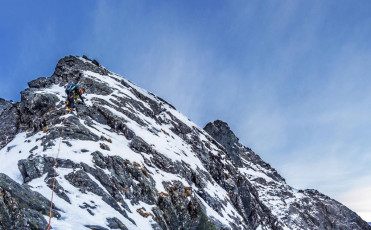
[204,120,285,182]
[0,55,369,230]
[204,120,243,167]
[0,173,61,230]
[205,120,371,230]
[0,99,20,149]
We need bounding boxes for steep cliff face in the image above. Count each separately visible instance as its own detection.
[0,99,20,150]
[205,120,371,230]
[0,56,369,230]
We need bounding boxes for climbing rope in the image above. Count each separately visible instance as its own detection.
[47,113,68,230]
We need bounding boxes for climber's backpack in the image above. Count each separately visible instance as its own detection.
[65,84,79,95]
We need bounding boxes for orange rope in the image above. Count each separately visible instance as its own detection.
[47,115,67,230]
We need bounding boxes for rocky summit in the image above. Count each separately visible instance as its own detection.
[0,55,369,230]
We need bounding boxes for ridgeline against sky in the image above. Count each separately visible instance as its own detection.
[1,0,371,221]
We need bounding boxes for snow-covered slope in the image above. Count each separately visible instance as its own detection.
[0,55,369,230]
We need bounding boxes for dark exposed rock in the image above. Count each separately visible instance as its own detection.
[45,177,71,203]
[168,112,193,137]
[0,98,14,114]
[204,120,242,167]
[0,173,60,230]
[65,169,135,225]
[0,99,20,149]
[128,87,165,116]
[18,155,80,183]
[92,59,100,66]
[51,55,109,85]
[79,75,113,96]
[28,77,54,89]
[20,90,58,120]
[29,145,38,153]
[130,136,151,153]
[107,217,128,230]
[18,156,46,183]
[62,115,100,141]
[100,142,110,151]
[205,120,285,182]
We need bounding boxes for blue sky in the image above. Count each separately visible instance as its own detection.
[1,0,371,221]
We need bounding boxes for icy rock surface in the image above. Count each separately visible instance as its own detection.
[0,55,369,230]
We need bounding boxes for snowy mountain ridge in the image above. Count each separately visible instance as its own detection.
[0,55,369,230]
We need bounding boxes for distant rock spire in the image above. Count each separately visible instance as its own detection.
[204,120,243,166]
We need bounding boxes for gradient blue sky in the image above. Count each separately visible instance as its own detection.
[1,0,371,221]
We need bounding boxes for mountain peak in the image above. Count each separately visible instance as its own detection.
[27,55,108,90]
[204,120,242,166]
[0,56,370,229]
[204,120,239,144]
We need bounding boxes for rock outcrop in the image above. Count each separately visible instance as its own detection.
[0,173,60,229]
[0,99,20,149]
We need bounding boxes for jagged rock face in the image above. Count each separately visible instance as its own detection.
[204,120,242,167]
[0,173,61,229]
[205,120,371,230]
[0,99,20,149]
[0,56,369,230]
[204,120,285,183]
